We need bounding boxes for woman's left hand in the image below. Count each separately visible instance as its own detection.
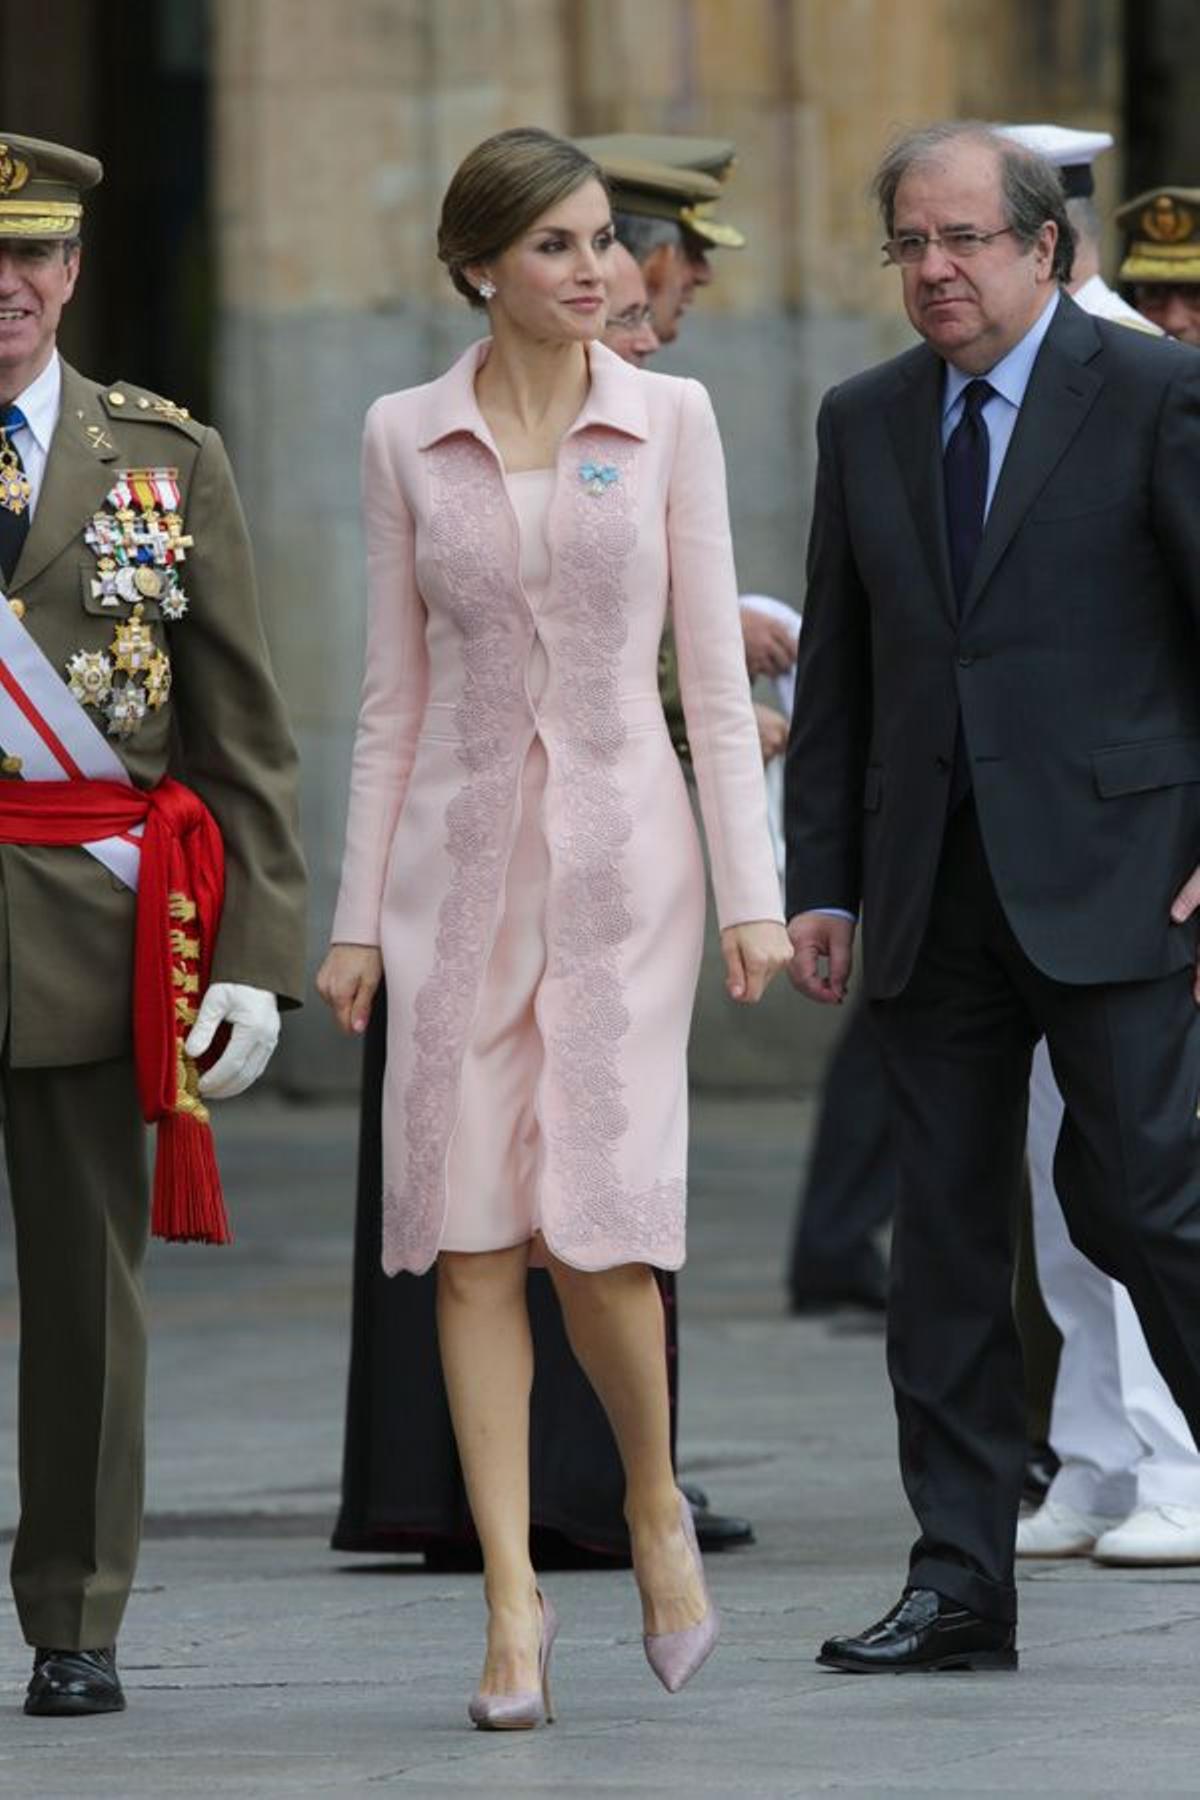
[719,920,795,1004]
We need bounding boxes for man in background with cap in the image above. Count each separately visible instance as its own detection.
[601,239,662,366]
[1115,186,1200,345]
[997,127,1200,1569]
[579,132,744,346]
[0,133,305,1715]
[587,131,794,1553]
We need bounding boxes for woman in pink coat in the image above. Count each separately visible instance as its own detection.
[318,128,790,1728]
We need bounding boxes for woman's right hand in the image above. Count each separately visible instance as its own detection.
[316,943,383,1035]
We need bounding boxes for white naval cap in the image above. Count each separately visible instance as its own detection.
[994,123,1114,197]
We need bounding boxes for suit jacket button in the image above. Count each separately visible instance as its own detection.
[956,653,974,667]
[934,753,950,771]
[2,754,23,774]
[8,597,25,619]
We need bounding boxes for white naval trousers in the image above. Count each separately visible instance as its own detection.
[1027,1039,1200,1512]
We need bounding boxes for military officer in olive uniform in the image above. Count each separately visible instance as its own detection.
[1114,186,1200,346]
[0,134,306,1715]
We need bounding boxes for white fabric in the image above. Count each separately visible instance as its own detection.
[1027,1040,1200,1512]
[740,595,801,887]
[739,593,801,714]
[6,352,61,516]
[1072,273,1162,331]
[0,581,143,888]
[995,123,1115,170]
[186,982,280,1100]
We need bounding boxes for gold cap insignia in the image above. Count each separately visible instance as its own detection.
[0,143,30,196]
[1141,195,1195,245]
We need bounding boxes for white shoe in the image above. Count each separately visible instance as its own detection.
[1015,1499,1122,1558]
[1092,1503,1200,1566]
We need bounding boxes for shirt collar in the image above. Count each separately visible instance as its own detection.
[942,290,1060,418]
[416,336,649,453]
[11,352,62,455]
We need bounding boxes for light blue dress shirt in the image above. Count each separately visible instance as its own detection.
[810,291,1061,923]
[940,292,1059,516]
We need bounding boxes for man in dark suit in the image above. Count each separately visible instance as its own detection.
[785,121,1200,1672]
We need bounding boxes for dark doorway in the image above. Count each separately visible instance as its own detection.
[0,0,212,414]
[1124,0,1200,199]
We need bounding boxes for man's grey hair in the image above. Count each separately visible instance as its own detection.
[871,121,1076,284]
[1065,195,1100,253]
[613,211,682,266]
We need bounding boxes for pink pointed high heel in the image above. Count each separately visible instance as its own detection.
[641,1490,720,1693]
[467,1589,558,1730]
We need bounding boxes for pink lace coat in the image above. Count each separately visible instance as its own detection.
[332,339,784,1275]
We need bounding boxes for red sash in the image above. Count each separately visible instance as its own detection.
[0,776,230,1243]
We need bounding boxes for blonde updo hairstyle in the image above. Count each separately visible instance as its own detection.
[438,127,607,308]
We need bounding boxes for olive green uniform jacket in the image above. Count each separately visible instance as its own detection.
[0,360,307,1065]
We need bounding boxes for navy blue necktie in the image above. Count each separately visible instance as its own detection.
[0,403,31,585]
[943,379,993,611]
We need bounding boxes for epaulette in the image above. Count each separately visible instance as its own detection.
[1111,315,1164,337]
[98,382,207,443]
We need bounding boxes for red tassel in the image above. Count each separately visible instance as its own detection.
[151,1110,232,1245]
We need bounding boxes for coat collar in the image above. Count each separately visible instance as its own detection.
[10,360,121,592]
[416,336,650,454]
[885,292,1104,625]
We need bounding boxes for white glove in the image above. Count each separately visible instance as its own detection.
[185,982,280,1100]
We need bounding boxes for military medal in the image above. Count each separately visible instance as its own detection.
[84,467,193,625]
[111,603,156,675]
[65,604,172,741]
[66,649,114,707]
[0,432,31,516]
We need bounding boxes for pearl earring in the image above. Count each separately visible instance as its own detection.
[478,278,496,300]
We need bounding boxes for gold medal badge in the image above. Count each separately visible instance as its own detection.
[0,423,31,517]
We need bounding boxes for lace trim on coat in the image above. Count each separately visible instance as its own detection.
[383,438,530,1274]
[542,434,687,1264]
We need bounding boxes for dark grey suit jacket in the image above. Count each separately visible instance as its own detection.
[784,292,1200,998]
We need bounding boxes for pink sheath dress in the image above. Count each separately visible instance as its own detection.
[441,471,555,1252]
[331,340,785,1277]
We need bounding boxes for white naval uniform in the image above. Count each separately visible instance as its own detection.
[1023,276,1200,1517]
[1028,1043,1200,1513]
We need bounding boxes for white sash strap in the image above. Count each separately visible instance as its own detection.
[0,589,142,890]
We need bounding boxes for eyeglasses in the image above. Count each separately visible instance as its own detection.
[607,303,655,331]
[881,226,1015,266]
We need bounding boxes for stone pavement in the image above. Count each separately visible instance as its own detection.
[1,1091,1200,1796]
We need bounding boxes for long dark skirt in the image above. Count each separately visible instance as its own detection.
[332,985,679,1567]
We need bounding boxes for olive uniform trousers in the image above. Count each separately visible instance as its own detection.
[4,1048,148,1650]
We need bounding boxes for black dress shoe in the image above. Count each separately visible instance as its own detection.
[25,1647,126,1716]
[693,1507,755,1551]
[679,1478,711,1512]
[817,1588,1017,1674]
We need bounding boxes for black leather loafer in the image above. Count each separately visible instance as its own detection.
[817,1587,1017,1673]
[25,1647,126,1716]
[679,1478,711,1513]
[694,1507,755,1551]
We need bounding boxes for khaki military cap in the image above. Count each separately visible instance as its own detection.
[578,133,746,249]
[0,132,102,238]
[1115,187,1200,285]
[578,133,738,184]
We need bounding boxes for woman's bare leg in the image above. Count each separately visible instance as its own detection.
[437,1244,541,1694]
[545,1249,706,1635]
